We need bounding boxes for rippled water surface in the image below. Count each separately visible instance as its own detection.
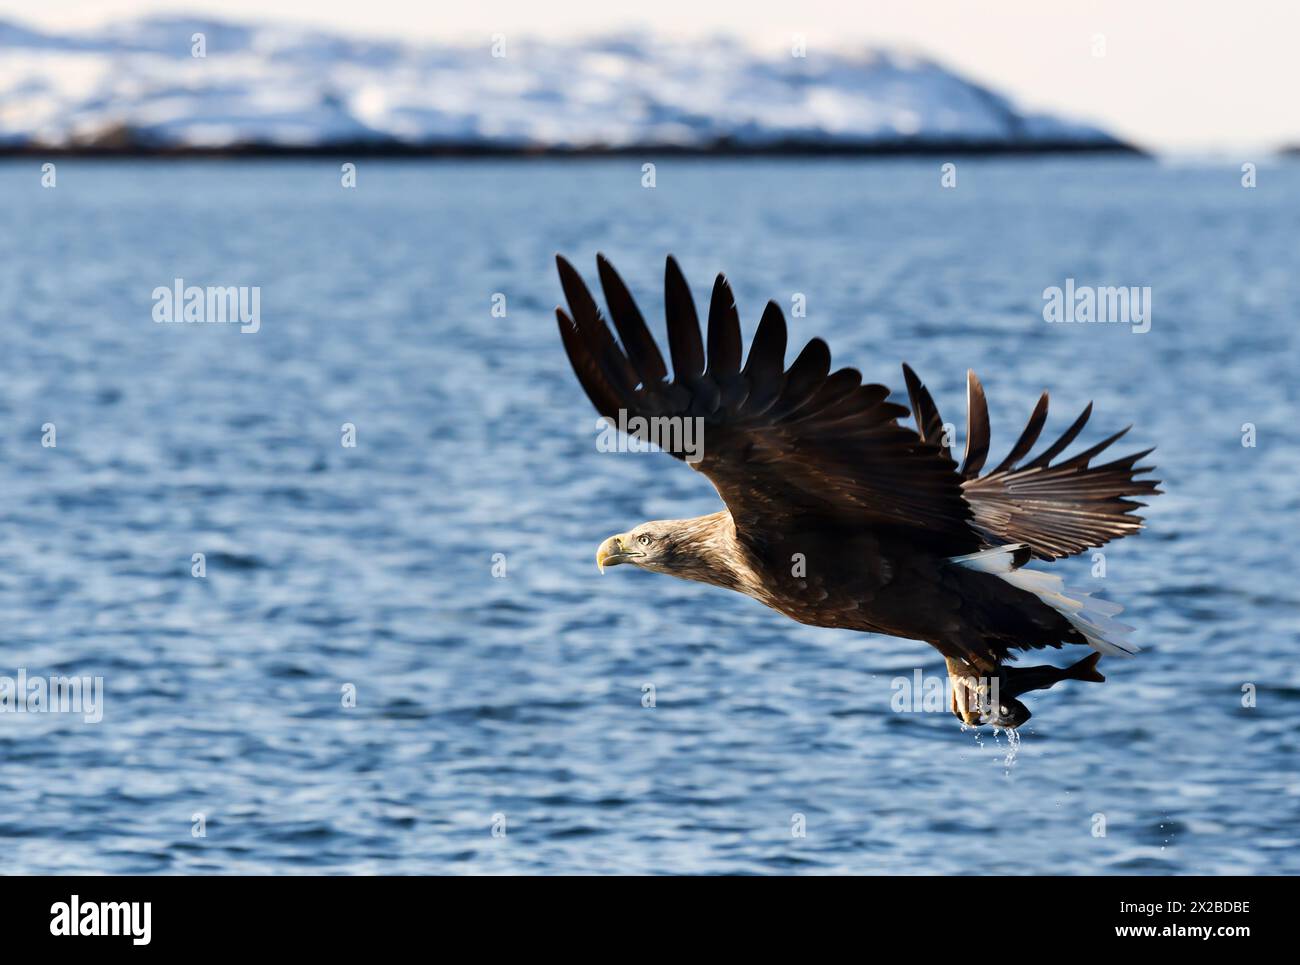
[0,158,1296,874]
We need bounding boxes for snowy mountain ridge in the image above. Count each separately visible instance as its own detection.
[0,15,1135,152]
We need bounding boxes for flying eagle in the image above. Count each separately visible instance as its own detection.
[554,255,1161,727]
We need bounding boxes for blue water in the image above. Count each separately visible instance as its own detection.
[0,158,1296,874]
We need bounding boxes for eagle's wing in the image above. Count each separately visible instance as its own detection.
[555,254,982,553]
[902,365,1162,561]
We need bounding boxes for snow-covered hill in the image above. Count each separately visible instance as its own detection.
[0,15,1134,152]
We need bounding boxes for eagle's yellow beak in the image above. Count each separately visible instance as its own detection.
[596,534,638,573]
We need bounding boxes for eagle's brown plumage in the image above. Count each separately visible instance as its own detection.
[556,254,1161,727]
[902,365,1160,559]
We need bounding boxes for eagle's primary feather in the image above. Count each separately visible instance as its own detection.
[556,254,1161,728]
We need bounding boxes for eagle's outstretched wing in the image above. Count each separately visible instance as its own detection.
[555,254,982,553]
[902,365,1161,561]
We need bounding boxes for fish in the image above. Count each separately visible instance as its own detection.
[950,653,1106,727]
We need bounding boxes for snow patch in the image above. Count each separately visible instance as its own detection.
[0,15,1129,150]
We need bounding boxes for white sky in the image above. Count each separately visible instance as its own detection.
[5,0,1298,152]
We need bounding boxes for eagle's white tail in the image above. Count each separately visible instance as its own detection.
[950,544,1138,656]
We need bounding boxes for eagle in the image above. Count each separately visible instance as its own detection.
[554,254,1161,728]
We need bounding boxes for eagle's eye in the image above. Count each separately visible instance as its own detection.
[637,534,652,547]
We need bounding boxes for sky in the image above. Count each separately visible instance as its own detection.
[3,0,1297,152]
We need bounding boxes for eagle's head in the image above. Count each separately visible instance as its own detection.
[595,512,742,588]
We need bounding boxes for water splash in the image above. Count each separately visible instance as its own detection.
[991,726,1022,770]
